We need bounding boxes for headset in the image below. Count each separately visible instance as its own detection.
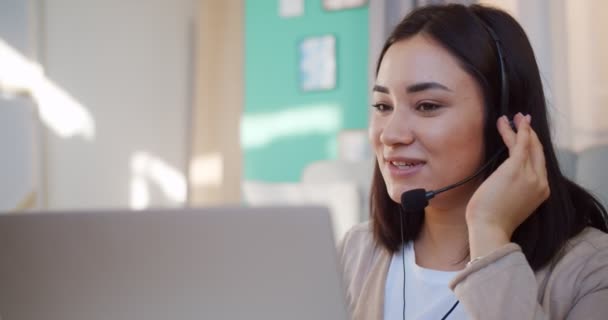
[398,17,510,320]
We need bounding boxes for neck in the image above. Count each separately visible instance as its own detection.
[413,192,473,271]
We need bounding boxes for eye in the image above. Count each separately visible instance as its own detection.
[416,102,442,112]
[371,103,393,112]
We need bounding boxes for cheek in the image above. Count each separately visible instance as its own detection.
[423,116,485,170]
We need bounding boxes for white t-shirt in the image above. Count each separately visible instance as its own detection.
[384,242,469,320]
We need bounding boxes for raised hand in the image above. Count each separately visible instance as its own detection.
[466,113,550,258]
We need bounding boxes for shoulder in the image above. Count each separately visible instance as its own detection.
[566,227,608,252]
[338,221,376,269]
[557,227,608,271]
[337,222,384,286]
[340,221,374,250]
[567,227,608,266]
[338,221,391,315]
[338,221,391,275]
[544,227,608,300]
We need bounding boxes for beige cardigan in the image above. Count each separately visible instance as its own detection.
[338,222,608,319]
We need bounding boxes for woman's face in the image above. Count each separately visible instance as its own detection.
[370,34,486,208]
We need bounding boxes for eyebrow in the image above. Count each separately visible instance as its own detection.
[373,82,451,94]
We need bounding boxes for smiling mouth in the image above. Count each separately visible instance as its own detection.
[389,160,426,169]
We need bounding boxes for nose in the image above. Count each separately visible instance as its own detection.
[379,108,415,147]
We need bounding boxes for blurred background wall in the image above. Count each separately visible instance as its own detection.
[42,0,195,210]
[1,0,607,233]
[2,0,195,211]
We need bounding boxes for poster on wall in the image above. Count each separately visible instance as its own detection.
[323,0,368,11]
[299,35,336,91]
[279,0,304,18]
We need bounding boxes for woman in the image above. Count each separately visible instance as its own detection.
[339,4,608,320]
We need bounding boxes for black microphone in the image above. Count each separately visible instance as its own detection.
[400,146,507,212]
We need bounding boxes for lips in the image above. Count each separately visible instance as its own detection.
[385,157,426,177]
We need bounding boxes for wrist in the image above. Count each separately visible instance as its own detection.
[468,223,511,259]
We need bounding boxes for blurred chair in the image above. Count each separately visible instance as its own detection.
[0,96,39,212]
[301,159,375,222]
[575,145,608,207]
[242,159,375,242]
[242,180,360,243]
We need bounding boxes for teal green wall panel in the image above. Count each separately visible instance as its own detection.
[244,0,369,182]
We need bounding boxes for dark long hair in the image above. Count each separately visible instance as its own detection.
[371,4,608,270]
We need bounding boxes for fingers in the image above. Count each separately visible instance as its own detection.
[526,118,550,199]
[500,112,550,198]
[497,113,528,151]
[497,112,546,175]
[527,122,547,179]
[510,113,531,163]
[497,115,516,149]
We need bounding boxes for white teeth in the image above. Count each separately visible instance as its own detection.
[391,161,419,167]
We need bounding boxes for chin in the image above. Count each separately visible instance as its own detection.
[384,176,430,202]
[388,186,410,204]
[389,193,401,204]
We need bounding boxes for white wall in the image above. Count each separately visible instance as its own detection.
[564,0,608,151]
[42,0,196,209]
[0,0,29,53]
[482,0,608,152]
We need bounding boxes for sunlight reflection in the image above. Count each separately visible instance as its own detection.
[241,103,342,149]
[130,177,150,210]
[0,39,95,140]
[190,152,224,187]
[130,151,187,210]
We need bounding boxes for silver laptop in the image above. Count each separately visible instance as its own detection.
[0,207,350,320]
